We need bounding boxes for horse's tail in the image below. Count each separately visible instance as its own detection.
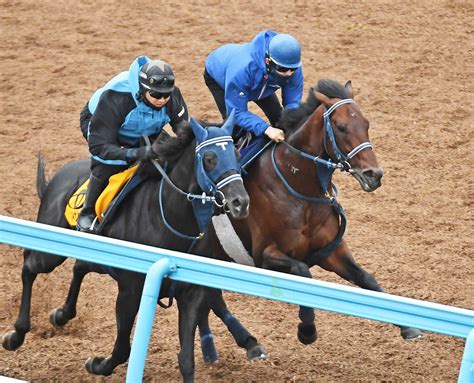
[36,151,49,200]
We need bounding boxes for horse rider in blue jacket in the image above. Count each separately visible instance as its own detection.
[77,55,189,232]
[204,30,303,143]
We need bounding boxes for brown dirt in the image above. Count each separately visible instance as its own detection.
[1,0,473,382]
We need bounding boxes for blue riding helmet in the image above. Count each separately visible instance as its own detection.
[268,34,302,69]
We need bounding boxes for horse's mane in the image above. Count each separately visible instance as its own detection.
[279,78,349,133]
[153,121,194,165]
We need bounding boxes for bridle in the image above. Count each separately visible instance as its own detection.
[322,98,373,172]
[279,98,373,176]
[148,134,243,242]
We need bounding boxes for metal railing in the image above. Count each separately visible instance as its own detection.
[1,215,473,382]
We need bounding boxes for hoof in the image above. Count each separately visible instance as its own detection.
[202,351,219,364]
[85,356,112,376]
[247,344,268,361]
[297,322,317,345]
[49,308,71,328]
[401,327,423,340]
[2,330,24,351]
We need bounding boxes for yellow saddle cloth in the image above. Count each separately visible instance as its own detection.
[65,165,138,227]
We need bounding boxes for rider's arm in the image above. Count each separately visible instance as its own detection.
[224,68,269,136]
[88,90,148,164]
[167,86,190,129]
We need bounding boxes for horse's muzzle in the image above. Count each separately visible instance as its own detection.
[353,167,384,192]
[227,194,250,219]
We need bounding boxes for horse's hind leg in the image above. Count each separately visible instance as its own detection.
[319,241,422,340]
[176,285,210,383]
[2,250,67,351]
[50,259,105,327]
[208,289,267,361]
[85,275,142,376]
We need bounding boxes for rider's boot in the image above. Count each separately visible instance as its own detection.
[76,174,107,233]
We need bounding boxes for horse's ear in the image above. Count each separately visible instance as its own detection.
[221,109,236,136]
[190,117,208,143]
[345,80,354,99]
[312,89,331,106]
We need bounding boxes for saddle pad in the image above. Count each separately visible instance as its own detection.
[64,165,138,227]
[239,137,270,170]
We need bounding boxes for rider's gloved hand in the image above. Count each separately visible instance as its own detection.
[127,145,159,162]
[264,126,285,142]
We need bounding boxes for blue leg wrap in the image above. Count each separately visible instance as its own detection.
[199,326,218,363]
[223,312,251,348]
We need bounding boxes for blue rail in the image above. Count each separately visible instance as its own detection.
[1,215,473,382]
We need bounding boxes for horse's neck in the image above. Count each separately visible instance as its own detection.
[287,106,325,155]
[270,106,330,197]
[167,141,199,193]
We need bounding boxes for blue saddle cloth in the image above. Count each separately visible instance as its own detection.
[239,137,271,171]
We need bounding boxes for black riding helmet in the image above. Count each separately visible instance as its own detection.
[138,59,175,95]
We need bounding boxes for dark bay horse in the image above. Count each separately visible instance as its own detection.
[2,114,266,382]
[212,79,422,342]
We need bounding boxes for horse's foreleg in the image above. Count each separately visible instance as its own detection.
[2,250,66,351]
[261,245,317,345]
[319,241,422,340]
[209,288,267,361]
[85,276,142,376]
[176,285,209,383]
[50,260,105,327]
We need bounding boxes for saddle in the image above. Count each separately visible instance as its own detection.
[65,164,141,230]
[238,136,272,173]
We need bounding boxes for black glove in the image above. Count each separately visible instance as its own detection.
[128,145,159,162]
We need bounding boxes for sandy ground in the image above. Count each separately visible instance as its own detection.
[1,0,473,381]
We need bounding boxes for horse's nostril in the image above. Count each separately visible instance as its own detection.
[233,199,242,208]
[363,169,374,178]
[363,168,383,180]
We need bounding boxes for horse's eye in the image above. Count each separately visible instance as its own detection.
[336,124,347,133]
[203,151,217,171]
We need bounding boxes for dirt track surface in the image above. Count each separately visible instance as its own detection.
[1,0,473,382]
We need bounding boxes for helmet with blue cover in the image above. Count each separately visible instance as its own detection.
[268,33,302,69]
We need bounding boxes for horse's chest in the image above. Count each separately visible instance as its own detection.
[278,207,321,254]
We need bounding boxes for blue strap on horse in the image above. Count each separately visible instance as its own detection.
[303,203,347,267]
[240,137,274,173]
[270,142,347,263]
[158,176,203,250]
[271,143,338,204]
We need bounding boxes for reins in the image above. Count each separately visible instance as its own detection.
[145,133,242,246]
[144,136,226,207]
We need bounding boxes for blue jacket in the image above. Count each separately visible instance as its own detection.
[205,30,304,136]
[85,56,188,165]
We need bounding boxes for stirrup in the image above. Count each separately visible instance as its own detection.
[77,216,99,233]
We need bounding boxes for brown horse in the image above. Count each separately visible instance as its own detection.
[212,78,422,342]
